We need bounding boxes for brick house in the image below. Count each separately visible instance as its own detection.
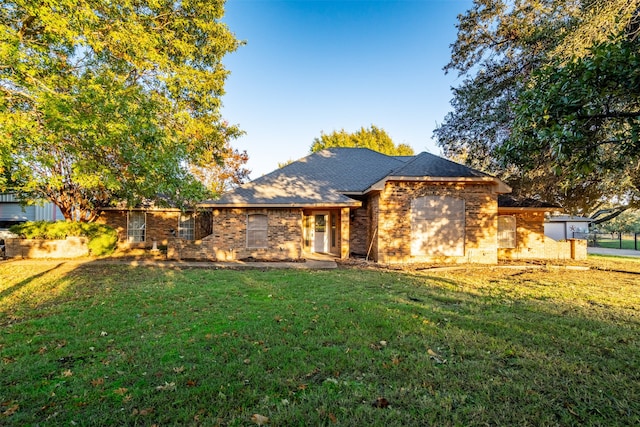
[96,148,585,263]
[496,195,586,261]
[97,207,211,248]
[185,148,581,263]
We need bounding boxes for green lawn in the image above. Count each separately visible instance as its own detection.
[594,237,639,250]
[1,259,639,426]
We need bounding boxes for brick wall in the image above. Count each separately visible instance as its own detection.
[368,193,380,261]
[374,181,499,264]
[97,210,127,242]
[167,234,215,261]
[497,210,546,259]
[496,210,587,260]
[211,208,303,261]
[349,205,369,256]
[98,209,209,249]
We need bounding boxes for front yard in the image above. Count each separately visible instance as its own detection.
[1,257,639,425]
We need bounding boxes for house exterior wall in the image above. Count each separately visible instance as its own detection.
[210,208,303,261]
[167,234,216,261]
[367,193,380,261]
[497,210,547,259]
[349,205,369,256]
[340,207,350,259]
[498,210,587,260]
[97,209,206,249]
[96,210,128,244]
[373,181,499,264]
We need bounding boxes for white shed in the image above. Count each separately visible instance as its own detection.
[544,215,592,240]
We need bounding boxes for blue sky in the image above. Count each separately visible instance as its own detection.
[221,0,473,178]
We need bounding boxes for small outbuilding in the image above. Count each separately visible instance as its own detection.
[544,215,593,241]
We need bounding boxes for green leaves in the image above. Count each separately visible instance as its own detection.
[436,0,640,215]
[310,125,414,156]
[1,0,241,220]
[510,39,640,175]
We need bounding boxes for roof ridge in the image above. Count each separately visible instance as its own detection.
[389,151,490,178]
[388,151,423,174]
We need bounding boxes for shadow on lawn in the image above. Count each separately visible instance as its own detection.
[1,261,639,425]
[0,262,66,303]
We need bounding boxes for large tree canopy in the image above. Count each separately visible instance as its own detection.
[189,142,250,196]
[435,0,640,216]
[310,125,414,156]
[0,0,242,221]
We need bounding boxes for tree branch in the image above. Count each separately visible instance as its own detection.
[590,206,630,225]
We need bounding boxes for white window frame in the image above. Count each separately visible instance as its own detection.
[247,213,268,248]
[410,196,465,256]
[498,215,517,248]
[178,213,195,240]
[127,211,146,243]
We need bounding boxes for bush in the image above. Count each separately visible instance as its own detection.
[84,224,118,256]
[9,221,117,256]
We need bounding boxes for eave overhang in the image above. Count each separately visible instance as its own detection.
[197,201,362,209]
[99,206,186,212]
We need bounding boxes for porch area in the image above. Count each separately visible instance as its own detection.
[302,208,351,259]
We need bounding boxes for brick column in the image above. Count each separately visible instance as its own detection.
[340,207,350,259]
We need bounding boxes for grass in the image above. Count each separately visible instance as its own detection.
[587,233,640,250]
[594,238,639,250]
[1,258,639,426]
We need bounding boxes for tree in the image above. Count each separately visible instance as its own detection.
[0,0,242,221]
[189,143,250,196]
[506,38,640,213]
[597,209,640,233]
[310,125,414,156]
[434,0,640,216]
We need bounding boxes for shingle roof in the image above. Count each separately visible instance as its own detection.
[200,148,506,207]
[390,152,490,178]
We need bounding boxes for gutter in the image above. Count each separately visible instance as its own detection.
[197,201,362,209]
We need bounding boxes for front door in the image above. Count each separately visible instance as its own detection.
[313,213,329,253]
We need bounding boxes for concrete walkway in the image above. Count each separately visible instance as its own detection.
[588,247,640,257]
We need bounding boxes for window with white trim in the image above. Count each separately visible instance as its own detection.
[178,213,195,240]
[247,214,268,248]
[498,216,517,248]
[411,196,465,256]
[127,211,146,243]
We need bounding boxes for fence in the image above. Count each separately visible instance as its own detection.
[573,232,640,250]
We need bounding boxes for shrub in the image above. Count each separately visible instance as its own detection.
[83,223,118,256]
[9,221,117,256]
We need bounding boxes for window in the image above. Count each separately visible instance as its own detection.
[247,214,268,248]
[178,213,195,240]
[498,216,517,248]
[127,212,146,243]
[411,196,465,256]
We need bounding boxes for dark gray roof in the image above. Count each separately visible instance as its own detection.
[200,148,504,207]
[390,152,490,178]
